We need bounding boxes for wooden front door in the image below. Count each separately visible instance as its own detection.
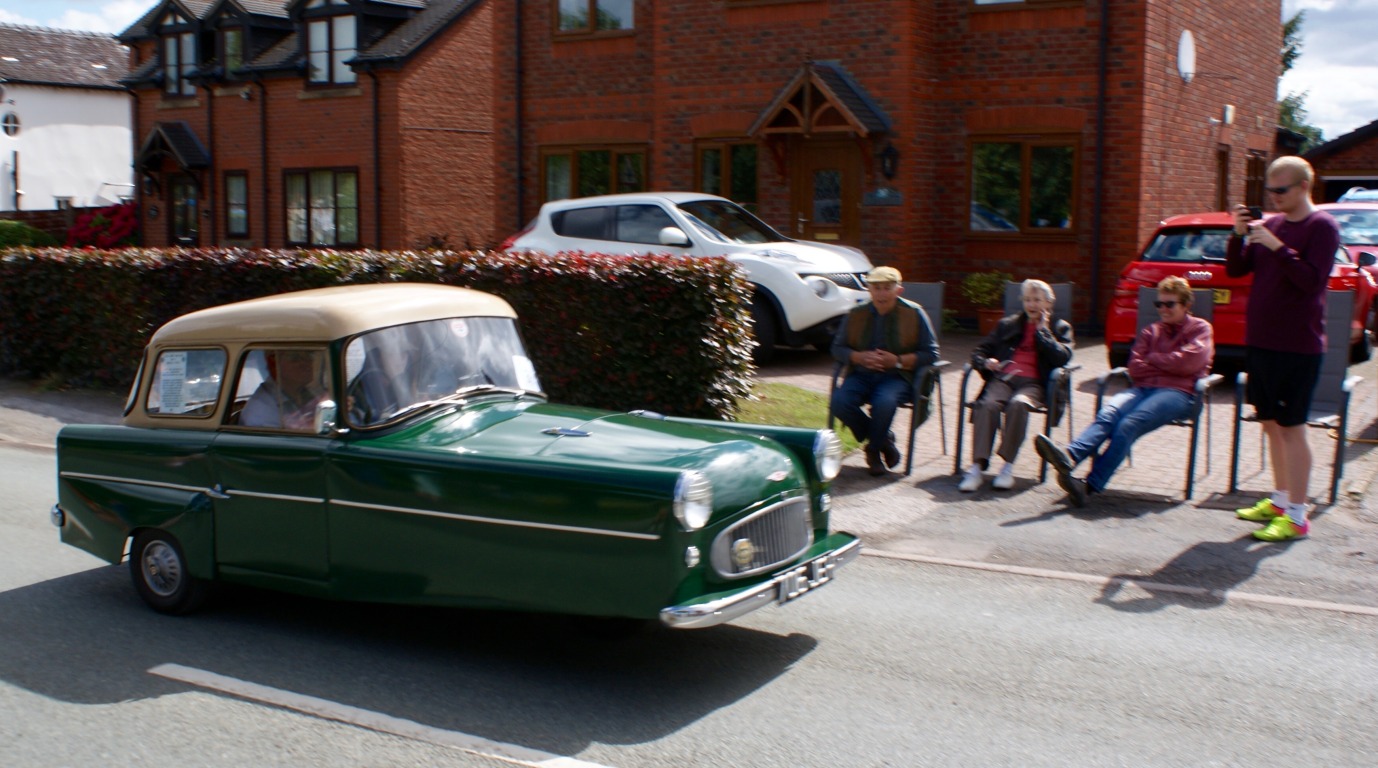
[169,174,199,246]
[790,141,862,245]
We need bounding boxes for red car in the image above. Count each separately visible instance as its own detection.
[1105,211,1378,371]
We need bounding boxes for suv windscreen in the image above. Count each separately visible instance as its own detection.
[677,199,785,245]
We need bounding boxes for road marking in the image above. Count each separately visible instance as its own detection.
[864,550,1378,617]
[148,663,615,768]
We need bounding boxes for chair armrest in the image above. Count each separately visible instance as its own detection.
[1196,373,1224,395]
[957,362,978,402]
[1233,371,1249,407]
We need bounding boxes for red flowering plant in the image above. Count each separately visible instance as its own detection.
[65,202,139,248]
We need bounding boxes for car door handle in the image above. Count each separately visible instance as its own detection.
[207,484,231,500]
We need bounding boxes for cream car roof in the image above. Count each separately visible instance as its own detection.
[150,283,518,346]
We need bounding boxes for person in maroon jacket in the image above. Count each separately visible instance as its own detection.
[1035,276,1212,507]
[1225,156,1340,541]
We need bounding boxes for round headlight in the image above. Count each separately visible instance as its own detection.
[814,429,843,481]
[803,275,837,299]
[673,471,713,531]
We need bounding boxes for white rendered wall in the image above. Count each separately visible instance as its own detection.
[0,84,133,211]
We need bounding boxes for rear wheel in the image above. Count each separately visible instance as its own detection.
[129,530,208,615]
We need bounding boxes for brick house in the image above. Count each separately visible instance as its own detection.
[1305,119,1378,202]
[120,0,493,250]
[492,0,1283,326]
[119,0,1283,327]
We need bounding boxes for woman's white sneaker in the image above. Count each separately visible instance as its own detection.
[958,464,984,492]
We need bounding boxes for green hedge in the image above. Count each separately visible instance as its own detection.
[0,247,754,419]
[0,220,60,248]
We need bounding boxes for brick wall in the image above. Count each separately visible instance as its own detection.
[0,207,90,240]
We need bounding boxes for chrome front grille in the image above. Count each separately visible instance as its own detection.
[710,496,814,579]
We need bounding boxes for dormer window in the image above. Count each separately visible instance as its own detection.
[305,0,356,85]
[160,11,197,96]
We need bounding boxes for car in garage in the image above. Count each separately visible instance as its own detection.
[1105,211,1378,370]
[51,283,859,629]
[502,192,874,363]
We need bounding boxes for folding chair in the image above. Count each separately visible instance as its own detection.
[1229,290,1363,505]
[827,287,944,475]
[953,282,1077,483]
[1094,288,1222,499]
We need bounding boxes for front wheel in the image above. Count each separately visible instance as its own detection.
[129,530,208,615]
[1352,329,1373,364]
[748,297,779,365]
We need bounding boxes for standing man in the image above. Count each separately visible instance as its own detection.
[959,279,1074,492]
[830,266,940,476]
[1036,276,1213,506]
[1226,156,1340,541]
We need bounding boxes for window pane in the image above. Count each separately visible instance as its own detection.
[286,174,308,242]
[699,148,722,194]
[310,170,333,209]
[1029,145,1073,229]
[552,206,607,239]
[730,144,758,205]
[616,152,644,193]
[971,142,1021,231]
[308,20,329,82]
[337,172,359,243]
[615,204,676,245]
[163,37,178,93]
[596,0,634,30]
[180,32,196,95]
[226,175,248,236]
[813,170,841,224]
[558,0,589,31]
[333,15,356,84]
[544,154,571,201]
[577,150,611,197]
[336,172,358,208]
[337,207,358,244]
[146,349,226,416]
[224,29,243,73]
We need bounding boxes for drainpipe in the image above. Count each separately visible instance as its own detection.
[368,68,382,248]
[258,77,269,246]
[205,79,217,244]
[1089,0,1109,334]
[514,0,525,228]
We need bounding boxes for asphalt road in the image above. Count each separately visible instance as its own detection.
[4,445,1376,768]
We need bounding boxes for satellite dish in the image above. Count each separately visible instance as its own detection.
[1178,30,1196,84]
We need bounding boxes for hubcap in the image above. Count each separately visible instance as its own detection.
[141,541,182,597]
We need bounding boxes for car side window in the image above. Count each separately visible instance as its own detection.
[228,348,330,431]
[145,348,227,418]
[614,204,677,245]
[552,206,609,240]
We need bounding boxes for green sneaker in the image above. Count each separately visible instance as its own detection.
[1253,515,1309,541]
[1235,498,1282,522]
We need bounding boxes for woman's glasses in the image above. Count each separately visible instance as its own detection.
[1153,300,1180,309]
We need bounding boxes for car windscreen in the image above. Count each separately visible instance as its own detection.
[344,317,542,428]
[1139,227,1231,263]
[1328,208,1378,246]
[676,199,785,245]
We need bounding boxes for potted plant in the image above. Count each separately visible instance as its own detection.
[960,270,1012,335]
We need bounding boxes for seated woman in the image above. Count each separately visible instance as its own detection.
[959,279,1075,492]
[240,349,329,430]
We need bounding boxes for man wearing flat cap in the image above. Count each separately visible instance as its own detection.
[830,266,940,475]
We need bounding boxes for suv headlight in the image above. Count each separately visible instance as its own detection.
[673,471,713,531]
[814,430,843,481]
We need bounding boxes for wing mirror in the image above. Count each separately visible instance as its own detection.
[1357,251,1377,268]
[658,227,691,247]
[314,400,339,435]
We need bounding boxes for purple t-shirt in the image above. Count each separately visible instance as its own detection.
[1225,210,1339,355]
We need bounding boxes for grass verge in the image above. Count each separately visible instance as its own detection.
[735,381,860,454]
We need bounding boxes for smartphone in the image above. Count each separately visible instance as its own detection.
[1247,205,1263,220]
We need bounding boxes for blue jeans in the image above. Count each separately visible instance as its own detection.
[831,370,912,449]
[1067,386,1193,492]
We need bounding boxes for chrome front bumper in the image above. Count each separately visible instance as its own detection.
[659,533,861,629]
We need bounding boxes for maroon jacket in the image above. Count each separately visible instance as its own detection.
[1127,314,1213,394]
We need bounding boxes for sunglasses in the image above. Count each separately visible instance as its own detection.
[1152,300,1181,309]
[1265,182,1299,195]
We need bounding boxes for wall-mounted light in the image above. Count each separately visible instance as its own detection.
[148,205,159,219]
[239,87,252,101]
[879,142,900,180]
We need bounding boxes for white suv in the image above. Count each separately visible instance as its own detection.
[503,192,872,362]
